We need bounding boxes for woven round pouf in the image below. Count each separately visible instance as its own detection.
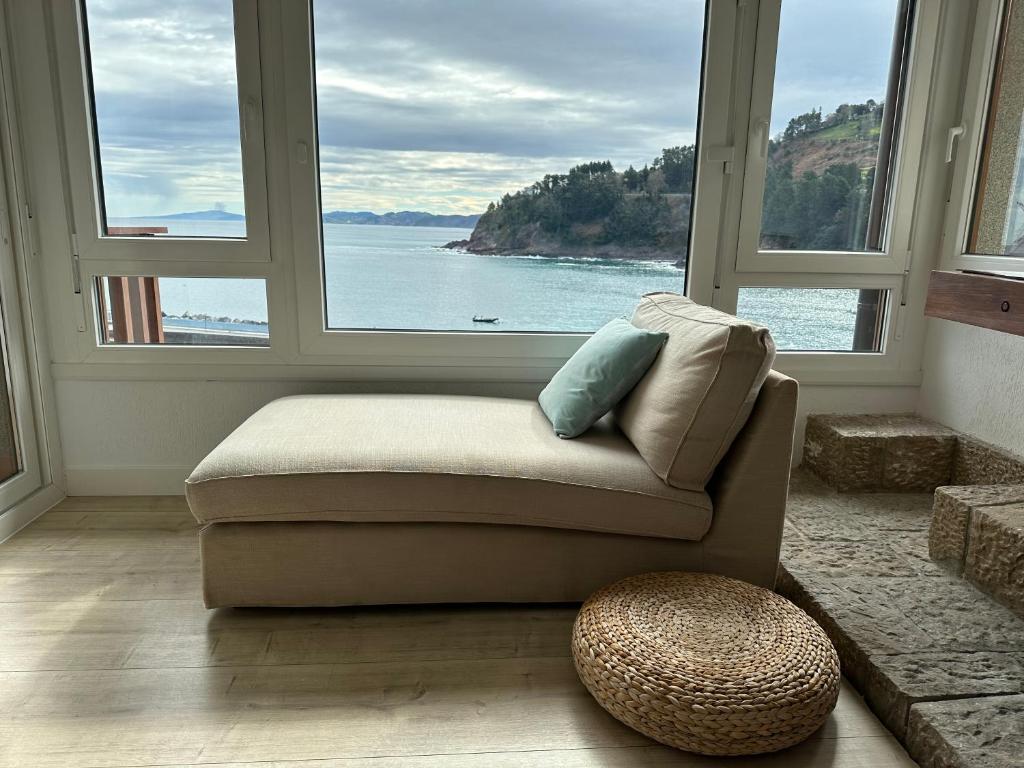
[572,572,840,756]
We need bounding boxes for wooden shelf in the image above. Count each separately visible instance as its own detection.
[925,270,1024,337]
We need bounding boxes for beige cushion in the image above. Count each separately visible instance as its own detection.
[615,292,776,491]
[186,394,712,541]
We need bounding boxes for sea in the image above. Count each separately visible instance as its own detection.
[109,219,859,351]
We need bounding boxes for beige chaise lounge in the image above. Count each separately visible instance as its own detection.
[186,293,797,608]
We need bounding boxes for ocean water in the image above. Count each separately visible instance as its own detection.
[109,219,859,350]
[320,224,685,333]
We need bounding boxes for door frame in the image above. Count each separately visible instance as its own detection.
[0,159,42,509]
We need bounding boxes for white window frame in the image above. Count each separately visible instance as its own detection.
[942,0,1022,271]
[50,0,271,265]
[27,0,953,386]
[76,261,279,363]
[732,0,923,277]
[700,0,942,381]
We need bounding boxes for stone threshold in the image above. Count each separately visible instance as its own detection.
[778,468,1024,768]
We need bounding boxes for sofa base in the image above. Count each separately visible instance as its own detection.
[200,521,773,608]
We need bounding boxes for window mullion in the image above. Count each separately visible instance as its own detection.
[687,0,751,307]
[731,0,782,276]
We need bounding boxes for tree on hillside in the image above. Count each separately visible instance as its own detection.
[783,108,822,139]
[563,162,621,222]
[761,161,869,250]
[623,165,643,192]
[607,196,665,245]
[645,168,667,198]
[653,146,695,193]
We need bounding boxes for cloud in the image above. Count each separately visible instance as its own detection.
[86,0,900,216]
[317,147,601,214]
[87,0,244,216]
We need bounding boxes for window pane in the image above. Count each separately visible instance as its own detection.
[759,0,908,252]
[96,277,269,346]
[312,1,705,332]
[736,288,888,351]
[84,0,246,238]
[969,0,1024,256]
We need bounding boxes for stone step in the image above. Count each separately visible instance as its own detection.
[965,501,1024,618]
[953,434,1024,485]
[930,485,1024,619]
[929,486,1024,571]
[803,414,957,492]
[907,695,1024,768]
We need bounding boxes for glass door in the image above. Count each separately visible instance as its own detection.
[0,331,20,484]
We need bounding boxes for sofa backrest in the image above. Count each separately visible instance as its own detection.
[614,292,776,491]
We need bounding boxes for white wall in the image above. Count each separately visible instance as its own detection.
[55,377,920,494]
[918,318,1024,457]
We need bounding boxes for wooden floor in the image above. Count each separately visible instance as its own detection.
[0,497,917,768]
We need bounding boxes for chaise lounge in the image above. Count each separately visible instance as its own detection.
[186,293,798,607]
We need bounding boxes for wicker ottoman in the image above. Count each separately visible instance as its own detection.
[572,572,840,756]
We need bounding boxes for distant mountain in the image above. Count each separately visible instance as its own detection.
[322,210,481,228]
[131,209,480,228]
[141,209,245,221]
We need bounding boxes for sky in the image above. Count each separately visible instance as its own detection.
[87,0,899,219]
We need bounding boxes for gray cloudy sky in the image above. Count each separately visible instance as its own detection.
[88,0,898,218]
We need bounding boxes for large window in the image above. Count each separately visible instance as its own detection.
[311,0,706,332]
[41,0,945,377]
[726,0,918,356]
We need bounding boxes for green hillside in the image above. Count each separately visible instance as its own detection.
[449,101,884,262]
[761,101,883,250]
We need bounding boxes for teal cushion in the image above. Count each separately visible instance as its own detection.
[539,318,668,438]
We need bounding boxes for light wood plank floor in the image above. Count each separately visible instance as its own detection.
[0,497,917,768]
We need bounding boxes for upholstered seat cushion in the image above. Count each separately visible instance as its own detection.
[185,394,713,541]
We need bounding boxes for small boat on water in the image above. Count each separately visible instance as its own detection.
[472,315,500,324]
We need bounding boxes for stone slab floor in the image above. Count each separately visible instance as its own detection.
[779,468,1024,768]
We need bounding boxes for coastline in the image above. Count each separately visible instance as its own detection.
[441,238,685,267]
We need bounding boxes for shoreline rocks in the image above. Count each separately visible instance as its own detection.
[440,238,685,267]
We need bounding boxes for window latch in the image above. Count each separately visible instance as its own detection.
[242,97,258,143]
[745,118,770,166]
[945,124,965,164]
[70,233,82,295]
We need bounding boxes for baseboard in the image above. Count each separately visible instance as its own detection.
[64,465,193,496]
[0,483,65,543]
